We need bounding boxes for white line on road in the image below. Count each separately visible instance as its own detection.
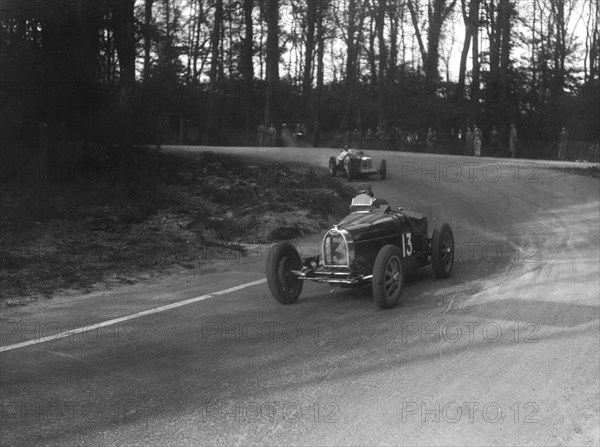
[0,278,267,353]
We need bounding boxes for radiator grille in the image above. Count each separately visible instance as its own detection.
[323,230,349,266]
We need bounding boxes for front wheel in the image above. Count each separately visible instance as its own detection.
[266,242,304,304]
[328,157,337,177]
[379,159,387,179]
[372,245,405,309]
[431,223,454,278]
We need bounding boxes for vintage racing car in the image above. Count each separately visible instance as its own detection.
[329,148,387,181]
[266,191,454,308]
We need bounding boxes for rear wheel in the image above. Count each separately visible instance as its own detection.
[372,245,405,308]
[379,159,387,179]
[266,242,304,304]
[328,157,337,176]
[431,223,454,278]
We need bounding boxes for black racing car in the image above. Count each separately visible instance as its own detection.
[266,192,454,308]
[329,149,387,181]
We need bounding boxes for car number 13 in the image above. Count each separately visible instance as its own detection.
[402,233,413,257]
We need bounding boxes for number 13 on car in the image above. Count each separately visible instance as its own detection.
[402,233,413,257]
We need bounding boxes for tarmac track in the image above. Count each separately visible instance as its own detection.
[1,146,598,446]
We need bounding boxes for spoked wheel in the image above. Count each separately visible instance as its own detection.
[372,245,405,309]
[431,223,454,278]
[328,157,337,177]
[266,242,304,304]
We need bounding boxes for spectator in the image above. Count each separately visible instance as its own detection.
[281,123,293,146]
[267,123,277,147]
[558,126,569,160]
[509,123,518,158]
[426,128,434,153]
[257,122,266,146]
[490,126,499,154]
[365,128,374,149]
[473,124,482,157]
[466,126,473,156]
[433,130,439,154]
[351,128,360,147]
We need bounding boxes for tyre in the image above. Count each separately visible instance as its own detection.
[379,159,387,180]
[431,223,454,278]
[328,157,337,177]
[266,242,304,304]
[372,245,405,309]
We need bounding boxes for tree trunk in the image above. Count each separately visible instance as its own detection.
[264,0,280,126]
[388,8,398,85]
[313,2,325,145]
[209,0,222,85]
[208,0,223,141]
[367,16,378,84]
[340,0,365,131]
[458,0,472,99]
[552,0,566,98]
[143,0,153,80]
[425,0,442,85]
[376,0,387,126]
[112,0,136,202]
[499,0,511,100]
[488,0,500,78]
[471,0,481,121]
[242,0,254,144]
[303,0,317,114]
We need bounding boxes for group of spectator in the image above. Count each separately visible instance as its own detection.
[343,124,519,156]
[344,126,422,151]
[256,121,573,160]
[447,124,518,157]
[256,123,277,147]
[257,122,308,147]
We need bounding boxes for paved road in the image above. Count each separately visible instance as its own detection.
[1,147,599,446]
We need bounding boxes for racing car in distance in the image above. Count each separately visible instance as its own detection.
[329,148,387,181]
[266,191,454,309]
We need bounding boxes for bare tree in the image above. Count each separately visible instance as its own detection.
[407,0,457,85]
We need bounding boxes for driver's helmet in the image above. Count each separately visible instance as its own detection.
[356,189,374,197]
[355,183,374,197]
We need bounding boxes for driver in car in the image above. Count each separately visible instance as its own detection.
[337,145,351,163]
[351,185,389,211]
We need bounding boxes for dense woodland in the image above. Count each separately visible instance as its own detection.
[1,0,599,174]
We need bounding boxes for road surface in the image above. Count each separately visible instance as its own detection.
[1,147,599,446]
